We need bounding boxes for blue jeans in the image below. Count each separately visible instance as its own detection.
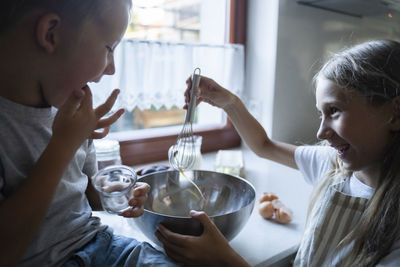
[63,227,181,267]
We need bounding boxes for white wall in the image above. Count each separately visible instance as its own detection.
[245,0,279,135]
[246,0,400,145]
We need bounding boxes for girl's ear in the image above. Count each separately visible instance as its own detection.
[389,96,400,131]
[36,13,61,53]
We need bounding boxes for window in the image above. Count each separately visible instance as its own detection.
[95,0,246,165]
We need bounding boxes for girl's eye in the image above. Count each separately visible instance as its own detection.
[318,107,340,120]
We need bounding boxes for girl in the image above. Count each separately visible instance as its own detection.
[0,0,179,266]
[156,39,400,266]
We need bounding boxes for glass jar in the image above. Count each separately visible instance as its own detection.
[215,149,245,178]
[93,139,122,170]
[91,165,137,214]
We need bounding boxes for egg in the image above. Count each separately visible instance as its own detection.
[275,206,293,224]
[258,201,274,219]
[271,199,284,209]
[258,194,293,224]
[259,192,278,203]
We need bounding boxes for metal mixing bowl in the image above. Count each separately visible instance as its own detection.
[131,170,255,246]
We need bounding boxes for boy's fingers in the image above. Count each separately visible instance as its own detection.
[120,206,144,217]
[78,85,93,110]
[129,195,146,207]
[58,89,85,115]
[73,88,85,99]
[95,89,120,119]
[96,109,125,129]
[133,182,151,195]
[90,126,110,139]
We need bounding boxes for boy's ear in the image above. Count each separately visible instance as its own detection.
[36,13,61,53]
[389,96,400,131]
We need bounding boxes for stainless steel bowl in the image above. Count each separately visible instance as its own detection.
[131,170,255,246]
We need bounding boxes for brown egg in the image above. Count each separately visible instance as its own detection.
[274,206,293,224]
[258,201,274,219]
[271,199,284,209]
[259,192,278,203]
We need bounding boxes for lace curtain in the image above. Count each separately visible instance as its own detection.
[90,39,245,112]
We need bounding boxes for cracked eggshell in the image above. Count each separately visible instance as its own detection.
[258,201,274,219]
[259,192,278,203]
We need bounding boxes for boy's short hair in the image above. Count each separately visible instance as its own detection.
[0,0,102,35]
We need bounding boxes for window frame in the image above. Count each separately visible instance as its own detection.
[119,0,247,166]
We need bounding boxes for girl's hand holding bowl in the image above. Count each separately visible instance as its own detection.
[156,210,249,267]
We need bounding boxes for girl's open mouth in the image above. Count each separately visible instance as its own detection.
[336,144,350,158]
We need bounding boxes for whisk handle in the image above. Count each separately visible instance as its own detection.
[186,71,201,123]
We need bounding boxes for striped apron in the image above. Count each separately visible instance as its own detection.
[294,178,368,266]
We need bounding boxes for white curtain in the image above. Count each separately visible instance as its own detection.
[90,39,245,112]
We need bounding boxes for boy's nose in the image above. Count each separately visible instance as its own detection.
[104,57,116,75]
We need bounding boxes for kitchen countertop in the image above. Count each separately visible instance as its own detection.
[93,146,313,266]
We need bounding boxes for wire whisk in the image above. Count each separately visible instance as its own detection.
[169,68,201,171]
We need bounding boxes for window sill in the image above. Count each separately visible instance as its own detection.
[116,122,241,166]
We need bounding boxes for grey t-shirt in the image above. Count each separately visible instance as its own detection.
[0,96,106,266]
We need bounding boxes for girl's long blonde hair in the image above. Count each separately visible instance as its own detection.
[311,40,400,266]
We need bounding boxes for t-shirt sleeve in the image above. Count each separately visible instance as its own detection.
[82,139,98,178]
[294,145,336,185]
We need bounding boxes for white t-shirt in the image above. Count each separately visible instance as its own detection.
[294,145,373,199]
[294,145,400,266]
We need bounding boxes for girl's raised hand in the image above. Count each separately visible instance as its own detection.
[184,76,237,111]
[52,86,124,151]
[155,210,248,267]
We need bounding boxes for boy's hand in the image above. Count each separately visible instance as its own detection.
[120,182,150,218]
[184,76,237,110]
[52,86,124,150]
[89,88,125,140]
